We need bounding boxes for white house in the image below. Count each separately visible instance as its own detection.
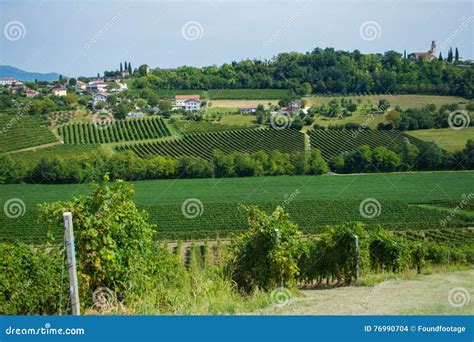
[0,78,22,86]
[174,95,201,112]
[86,81,110,92]
[92,92,108,104]
[184,99,201,112]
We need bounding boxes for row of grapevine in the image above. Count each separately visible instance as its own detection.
[1,198,471,243]
[0,115,58,152]
[396,228,474,248]
[307,128,426,160]
[58,117,171,144]
[117,128,305,160]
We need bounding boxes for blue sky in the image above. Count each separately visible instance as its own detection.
[0,0,472,77]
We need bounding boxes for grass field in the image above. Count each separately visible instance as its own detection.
[211,95,468,110]
[306,95,469,109]
[1,171,472,242]
[406,127,473,152]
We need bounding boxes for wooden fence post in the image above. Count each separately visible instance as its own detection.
[63,212,80,316]
[354,235,359,281]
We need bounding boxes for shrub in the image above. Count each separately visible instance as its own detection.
[0,243,65,314]
[299,222,369,284]
[369,229,409,272]
[39,176,186,311]
[229,206,304,292]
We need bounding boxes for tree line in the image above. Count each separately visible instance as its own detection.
[1,139,472,184]
[131,48,474,98]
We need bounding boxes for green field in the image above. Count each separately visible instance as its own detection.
[0,116,58,152]
[208,89,291,100]
[306,95,469,109]
[406,127,474,152]
[1,171,472,242]
[175,121,255,134]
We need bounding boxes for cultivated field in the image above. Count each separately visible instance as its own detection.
[307,129,425,160]
[0,115,58,152]
[118,128,305,160]
[1,171,472,242]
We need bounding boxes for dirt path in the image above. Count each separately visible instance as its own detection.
[254,270,474,315]
[8,141,62,153]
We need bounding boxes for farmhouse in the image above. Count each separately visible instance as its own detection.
[408,41,437,60]
[173,95,201,112]
[52,86,67,96]
[0,78,22,86]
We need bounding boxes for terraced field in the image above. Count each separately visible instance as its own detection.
[117,128,305,160]
[1,171,472,242]
[0,115,58,152]
[308,129,426,160]
[58,117,171,144]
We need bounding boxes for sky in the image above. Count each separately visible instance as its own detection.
[0,0,473,77]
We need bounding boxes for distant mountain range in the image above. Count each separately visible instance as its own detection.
[0,65,61,82]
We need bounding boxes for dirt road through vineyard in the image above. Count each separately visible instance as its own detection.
[254,270,474,315]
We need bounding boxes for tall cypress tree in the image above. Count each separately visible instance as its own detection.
[455,48,459,62]
[403,50,407,59]
[128,62,132,74]
[438,52,443,61]
[447,48,453,63]
[120,62,123,72]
